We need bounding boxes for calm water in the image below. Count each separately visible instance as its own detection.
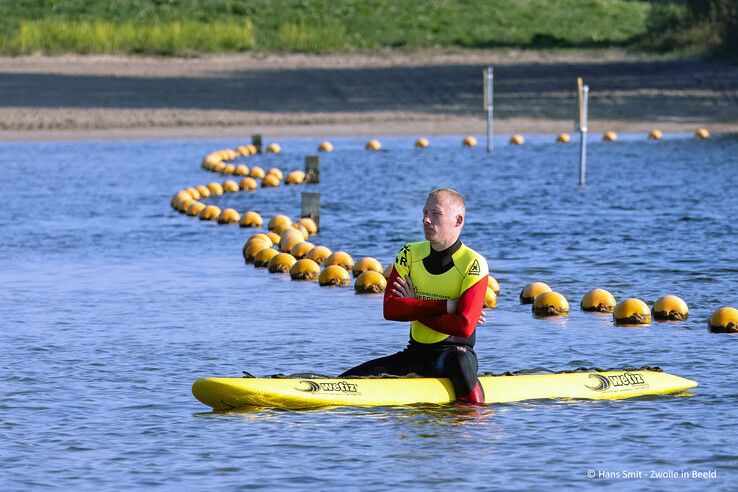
[1,133,737,490]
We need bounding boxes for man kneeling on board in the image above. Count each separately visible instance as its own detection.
[341,188,489,404]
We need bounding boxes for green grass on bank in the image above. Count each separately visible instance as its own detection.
[0,0,733,58]
[0,0,651,55]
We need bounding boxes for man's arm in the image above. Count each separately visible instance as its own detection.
[417,275,488,338]
[383,267,448,321]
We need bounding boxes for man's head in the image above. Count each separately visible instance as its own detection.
[423,188,466,250]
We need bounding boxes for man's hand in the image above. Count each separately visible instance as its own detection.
[477,310,486,325]
[446,298,458,314]
[392,275,417,299]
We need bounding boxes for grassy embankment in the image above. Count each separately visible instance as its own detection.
[0,0,733,59]
[0,0,651,55]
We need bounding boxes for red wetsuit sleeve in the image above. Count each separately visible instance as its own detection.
[383,268,448,321]
[417,275,488,338]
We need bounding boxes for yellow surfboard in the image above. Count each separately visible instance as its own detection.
[192,369,697,410]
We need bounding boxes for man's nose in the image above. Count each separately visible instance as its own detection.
[422,215,431,224]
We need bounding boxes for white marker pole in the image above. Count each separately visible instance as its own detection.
[577,78,589,186]
[484,66,494,154]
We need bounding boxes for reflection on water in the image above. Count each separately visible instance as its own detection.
[1,134,737,489]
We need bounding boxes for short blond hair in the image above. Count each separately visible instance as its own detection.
[427,188,466,216]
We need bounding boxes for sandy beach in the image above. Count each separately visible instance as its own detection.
[1,50,736,140]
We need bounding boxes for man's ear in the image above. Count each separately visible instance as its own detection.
[456,215,464,227]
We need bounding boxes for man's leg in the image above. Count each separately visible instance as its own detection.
[433,346,485,404]
[339,348,420,378]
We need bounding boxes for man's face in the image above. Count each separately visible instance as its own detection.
[422,193,462,245]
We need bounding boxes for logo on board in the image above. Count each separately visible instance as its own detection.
[468,259,481,276]
[585,372,647,391]
[295,380,358,393]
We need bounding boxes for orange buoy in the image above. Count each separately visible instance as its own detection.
[352,257,383,278]
[556,133,570,143]
[695,128,710,139]
[325,251,354,272]
[249,166,265,179]
[222,180,240,193]
[268,214,292,231]
[532,291,569,317]
[462,136,477,147]
[581,288,616,313]
[306,245,333,265]
[253,248,279,268]
[365,139,381,151]
[708,307,738,333]
[239,211,263,228]
[652,295,689,321]
[614,298,651,326]
[195,185,211,198]
[520,282,552,304]
[297,217,318,235]
[217,208,241,224]
[318,141,334,152]
[222,164,236,175]
[239,177,257,191]
[186,202,206,217]
[355,271,387,293]
[290,259,321,280]
[290,241,315,259]
[267,252,296,273]
[243,242,270,263]
[198,205,221,221]
[266,143,281,154]
[246,233,272,248]
[415,138,429,148]
[285,170,306,185]
[262,174,280,188]
[207,182,224,195]
[319,265,351,286]
[602,131,618,142]
[509,135,525,145]
[234,164,250,176]
[648,129,663,140]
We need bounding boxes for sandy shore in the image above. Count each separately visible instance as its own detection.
[1,50,736,140]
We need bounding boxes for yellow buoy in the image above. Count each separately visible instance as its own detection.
[285,170,306,185]
[176,198,195,213]
[239,177,257,191]
[246,233,272,248]
[195,185,211,198]
[222,164,236,175]
[509,135,525,145]
[246,144,258,155]
[648,129,663,140]
[171,191,191,209]
[355,271,387,294]
[415,138,429,148]
[239,211,263,228]
[520,282,552,304]
[267,252,296,273]
[383,264,394,279]
[265,232,281,244]
[185,187,201,200]
[267,168,284,180]
[319,265,351,286]
[242,242,270,263]
[217,208,241,224]
[212,162,227,173]
[652,295,689,321]
[297,217,318,235]
[318,141,334,152]
[186,201,206,217]
[249,166,265,179]
[280,234,303,253]
[207,182,224,196]
[253,248,279,268]
[289,258,320,281]
[614,298,651,326]
[581,288,616,313]
[708,306,738,333]
[222,180,240,193]
[532,292,569,317]
[306,245,333,265]
[290,223,309,240]
[273,223,293,235]
[556,133,570,143]
[365,139,382,151]
[236,145,249,156]
[268,214,292,231]
[484,287,497,308]
[488,276,500,295]
[266,143,281,154]
[462,136,477,147]
[352,257,383,278]
[234,164,250,176]
[325,251,354,271]
[290,241,315,259]
[602,131,618,142]
[198,205,221,221]
[262,174,281,188]
[695,128,710,139]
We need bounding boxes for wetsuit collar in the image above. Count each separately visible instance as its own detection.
[423,238,462,275]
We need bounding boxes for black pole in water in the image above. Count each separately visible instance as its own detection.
[251,134,262,154]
